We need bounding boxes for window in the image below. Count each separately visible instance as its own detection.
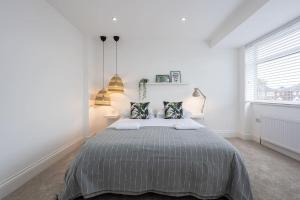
[245,18,300,103]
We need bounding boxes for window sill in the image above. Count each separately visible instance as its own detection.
[247,100,300,108]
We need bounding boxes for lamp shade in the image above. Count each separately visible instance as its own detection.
[192,88,206,113]
[192,88,201,97]
[95,88,111,106]
[108,74,124,93]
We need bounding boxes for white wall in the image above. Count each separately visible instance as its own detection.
[88,37,239,135]
[0,0,86,195]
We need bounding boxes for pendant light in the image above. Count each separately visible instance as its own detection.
[108,36,124,93]
[95,36,111,106]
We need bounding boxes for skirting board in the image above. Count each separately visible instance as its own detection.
[238,133,260,142]
[238,133,300,161]
[262,140,300,162]
[214,130,238,138]
[0,137,84,199]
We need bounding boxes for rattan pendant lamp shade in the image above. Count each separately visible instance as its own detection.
[95,36,111,106]
[108,36,124,93]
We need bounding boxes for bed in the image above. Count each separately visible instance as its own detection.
[59,118,253,200]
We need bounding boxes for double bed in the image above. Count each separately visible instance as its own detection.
[59,118,253,200]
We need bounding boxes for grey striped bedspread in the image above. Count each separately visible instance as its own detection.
[59,127,253,200]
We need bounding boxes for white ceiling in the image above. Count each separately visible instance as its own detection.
[216,0,300,48]
[47,0,300,47]
[46,0,245,40]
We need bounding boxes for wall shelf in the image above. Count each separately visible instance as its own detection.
[146,82,188,85]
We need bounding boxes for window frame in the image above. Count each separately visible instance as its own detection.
[244,17,300,106]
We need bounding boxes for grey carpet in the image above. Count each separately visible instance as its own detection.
[3,139,300,200]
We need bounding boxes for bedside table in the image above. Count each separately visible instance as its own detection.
[191,113,204,123]
[104,114,120,126]
[104,114,120,119]
[191,113,204,119]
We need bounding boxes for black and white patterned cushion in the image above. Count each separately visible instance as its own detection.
[164,101,183,119]
[130,102,150,119]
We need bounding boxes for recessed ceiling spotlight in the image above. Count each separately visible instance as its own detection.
[181,17,187,22]
[112,17,117,22]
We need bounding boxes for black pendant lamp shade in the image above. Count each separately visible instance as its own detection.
[95,36,111,106]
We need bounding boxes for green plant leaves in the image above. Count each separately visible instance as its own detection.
[130,102,150,119]
[164,101,183,119]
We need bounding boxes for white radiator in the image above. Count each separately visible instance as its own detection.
[260,116,300,154]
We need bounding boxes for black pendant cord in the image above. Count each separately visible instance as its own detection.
[102,40,105,89]
[100,36,106,89]
[115,41,118,75]
[113,36,120,76]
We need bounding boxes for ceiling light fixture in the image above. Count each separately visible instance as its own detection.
[181,17,187,22]
[112,17,117,22]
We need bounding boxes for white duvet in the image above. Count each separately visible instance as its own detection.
[109,118,204,130]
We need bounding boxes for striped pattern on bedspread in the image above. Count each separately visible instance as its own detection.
[59,127,253,200]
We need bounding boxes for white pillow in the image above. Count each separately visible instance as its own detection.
[174,123,203,130]
[156,109,192,119]
[183,109,192,118]
[112,122,141,130]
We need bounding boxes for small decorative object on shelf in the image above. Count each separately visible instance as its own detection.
[170,71,181,83]
[139,78,149,101]
[156,74,170,83]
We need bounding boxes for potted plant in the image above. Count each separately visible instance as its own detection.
[139,78,149,101]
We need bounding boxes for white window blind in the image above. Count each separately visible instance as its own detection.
[245,18,300,102]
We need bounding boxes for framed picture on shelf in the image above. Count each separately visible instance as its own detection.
[170,71,181,83]
[156,75,170,83]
